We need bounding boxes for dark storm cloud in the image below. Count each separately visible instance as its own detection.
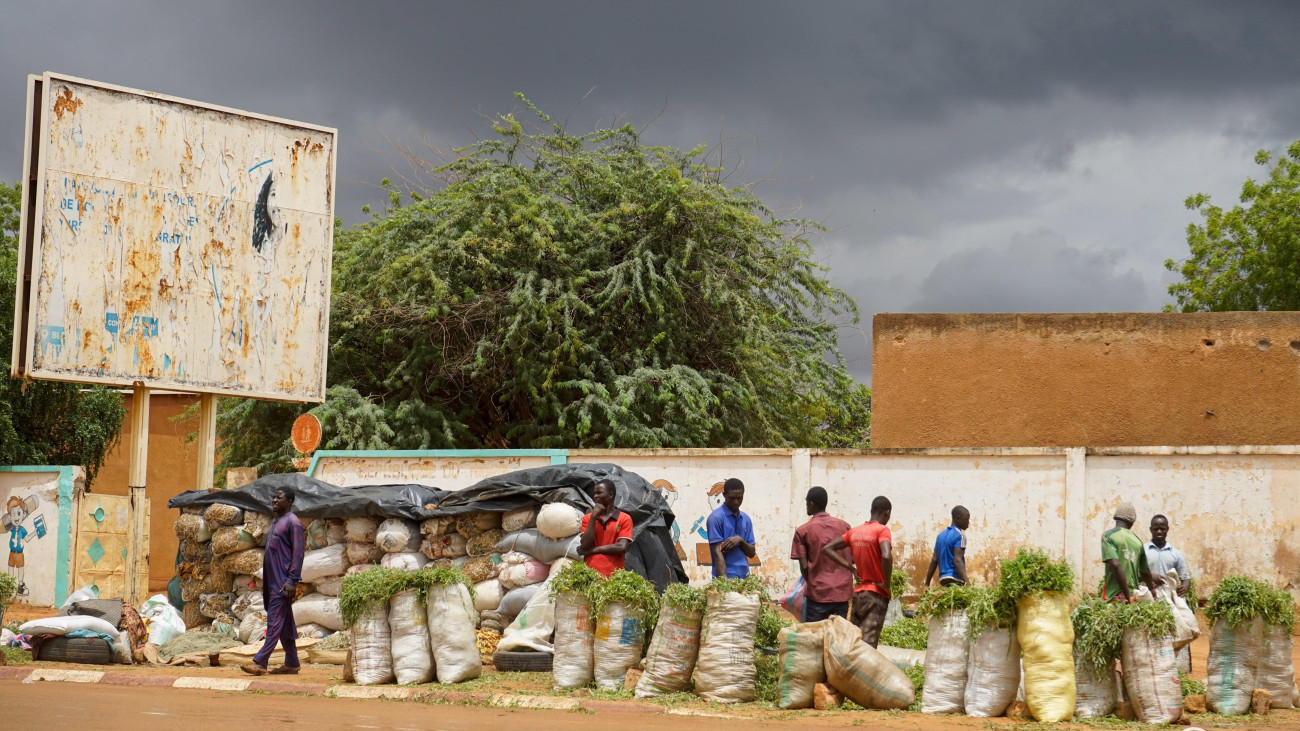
[4,1,1299,381]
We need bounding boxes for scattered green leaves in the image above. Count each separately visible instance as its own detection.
[1180,672,1205,698]
[902,663,924,712]
[754,650,781,703]
[1,646,31,665]
[879,617,928,650]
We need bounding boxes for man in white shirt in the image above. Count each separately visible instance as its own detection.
[1145,514,1191,597]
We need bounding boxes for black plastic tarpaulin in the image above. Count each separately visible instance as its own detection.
[167,463,689,591]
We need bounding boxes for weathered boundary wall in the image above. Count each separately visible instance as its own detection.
[871,312,1300,448]
[309,447,1300,598]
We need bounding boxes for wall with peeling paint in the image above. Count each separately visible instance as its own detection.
[14,74,335,401]
[308,447,1300,599]
[871,312,1300,448]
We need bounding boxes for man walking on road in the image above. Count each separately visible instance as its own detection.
[925,505,970,587]
[243,486,305,676]
[577,479,634,578]
[707,478,756,579]
[821,496,894,646]
[790,486,853,621]
[1101,501,1161,604]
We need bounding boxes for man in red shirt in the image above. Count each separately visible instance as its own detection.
[577,479,634,577]
[821,495,893,646]
[790,486,853,621]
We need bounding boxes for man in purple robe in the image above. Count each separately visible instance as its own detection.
[242,486,305,675]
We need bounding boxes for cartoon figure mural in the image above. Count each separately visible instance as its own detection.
[4,494,46,597]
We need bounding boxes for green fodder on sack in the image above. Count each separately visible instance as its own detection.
[916,583,981,619]
[755,602,791,650]
[1203,575,1295,631]
[708,575,767,599]
[963,585,1017,638]
[879,616,928,650]
[997,548,1074,603]
[591,569,659,636]
[549,560,605,603]
[661,583,706,614]
[339,565,474,626]
[1072,596,1124,677]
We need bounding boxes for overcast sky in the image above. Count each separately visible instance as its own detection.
[4,1,1298,383]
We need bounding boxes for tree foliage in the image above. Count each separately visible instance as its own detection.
[0,182,126,484]
[1166,140,1300,311]
[217,99,870,475]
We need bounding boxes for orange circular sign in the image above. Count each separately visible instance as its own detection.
[291,413,322,454]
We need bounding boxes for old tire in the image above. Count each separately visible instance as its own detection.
[492,649,553,672]
[36,636,114,664]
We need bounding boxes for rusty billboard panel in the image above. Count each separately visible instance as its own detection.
[11,73,335,401]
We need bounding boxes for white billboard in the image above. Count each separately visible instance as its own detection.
[11,73,336,401]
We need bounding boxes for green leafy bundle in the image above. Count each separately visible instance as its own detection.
[890,571,909,599]
[754,651,781,703]
[755,603,792,650]
[964,586,1017,636]
[661,583,706,614]
[708,575,767,599]
[550,561,605,602]
[1202,575,1293,630]
[879,617,928,650]
[916,584,980,619]
[997,548,1074,603]
[1072,596,1123,676]
[339,566,473,625]
[591,569,659,627]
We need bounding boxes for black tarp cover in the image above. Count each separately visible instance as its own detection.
[168,463,688,590]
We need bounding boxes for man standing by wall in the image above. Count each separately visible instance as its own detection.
[925,505,970,587]
[790,486,853,620]
[243,487,305,676]
[577,479,634,578]
[707,478,756,579]
[1102,501,1160,603]
[1145,514,1191,597]
[822,496,893,646]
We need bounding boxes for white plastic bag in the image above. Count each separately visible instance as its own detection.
[231,591,265,620]
[636,601,704,698]
[390,589,435,684]
[1121,627,1182,723]
[20,614,119,637]
[376,519,422,553]
[352,604,395,685]
[302,544,349,583]
[775,621,825,709]
[593,601,644,690]
[1155,569,1200,650]
[553,591,595,689]
[694,589,760,703]
[536,503,584,539]
[964,626,1020,717]
[140,594,187,646]
[292,593,343,631]
[297,622,328,639]
[498,552,550,590]
[502,506,538,532]
[496,579,558,653]
[59,586,99,611]
[427,582,482,683]
[921,610,970,714]
[239,611,267,644]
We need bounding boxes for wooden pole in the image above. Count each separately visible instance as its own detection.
[196,393,217,491]
[125,383,150,606]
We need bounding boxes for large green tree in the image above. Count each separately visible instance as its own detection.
[0,182,126,484]
[218,100,871,476]
[1166,140,1300,311]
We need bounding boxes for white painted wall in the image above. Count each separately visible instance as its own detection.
[1,471,69,607]
[312,446,1300,598]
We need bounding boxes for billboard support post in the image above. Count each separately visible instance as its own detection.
[196,394,217,492]
[125,383,150,606]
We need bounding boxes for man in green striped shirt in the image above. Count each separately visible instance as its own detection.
[1101,502,1161,603]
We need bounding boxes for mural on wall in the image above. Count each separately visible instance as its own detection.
[0,477,60,605]
[654,478,762,575]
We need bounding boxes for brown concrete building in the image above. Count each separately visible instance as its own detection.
[93,392,201,591]
[871,312,1300,449]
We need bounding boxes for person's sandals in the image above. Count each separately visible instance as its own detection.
[240,663,268,676]
[269,665,300,675]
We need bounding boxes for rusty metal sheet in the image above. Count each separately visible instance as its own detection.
[13,73,335,401]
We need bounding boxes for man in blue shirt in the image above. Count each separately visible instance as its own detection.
[707,478,756,578]
[925,505,970,587]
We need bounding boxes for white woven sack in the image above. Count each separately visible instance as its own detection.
[635,602,703,698]
[1121,627,1182,723]
[1074,656,1117,718]
[921,610,970,714]
[426,582,482,683]
[302,544,348,583]
[239,611,267,644]
[389,589,434,684]
[380,551,429,572]
[536,503,584,539]
[1260,622,1297,709]
[694,589,760,703]
[376,519,422,553]
[292,593,343,631]
[345,516,380,543]
[314,575,344,597]
[1207,617,1262,714]
[553,592,595,689]
[593,601,644,690]
[352,604,395,685]
[502,506,538,532]
[774,621,825,709]
[964,626,1020,717]
[473,579,503,612]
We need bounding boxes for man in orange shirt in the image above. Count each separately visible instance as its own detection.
[821,495,893,646]
[577,479,634,577]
